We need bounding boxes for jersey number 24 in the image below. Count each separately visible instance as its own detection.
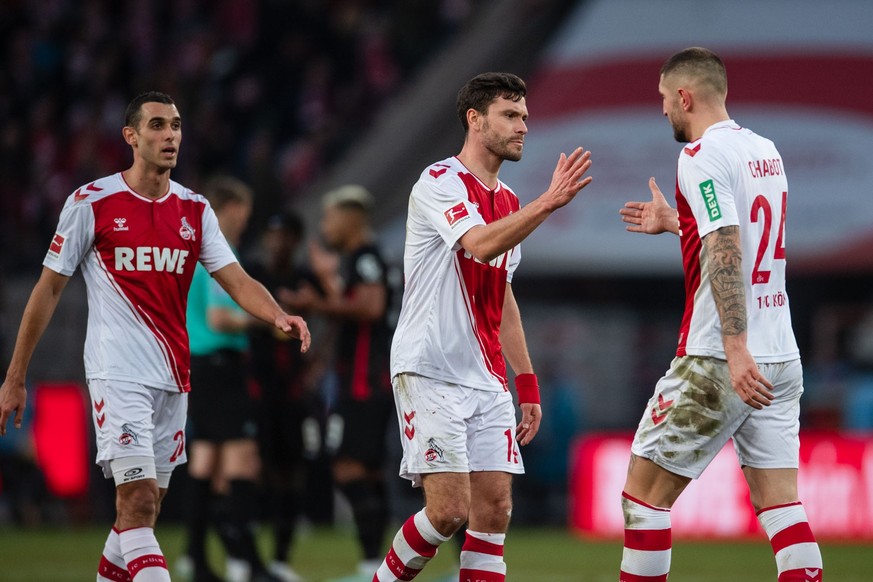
[750,191,787,285]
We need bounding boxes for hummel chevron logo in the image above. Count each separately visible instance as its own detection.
[683,143,701,157]
[651,393,674,425]
[805,568,821,581]
[94,399,106,428]
[403,410,415,440]
[429,163,450,179]
[74,182,103,201]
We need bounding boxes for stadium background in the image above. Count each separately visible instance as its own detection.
[1,0,872,579]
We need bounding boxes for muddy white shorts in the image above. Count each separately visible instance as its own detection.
[631,356,803,479]
[88,379,188,482]
[393,373,524,487]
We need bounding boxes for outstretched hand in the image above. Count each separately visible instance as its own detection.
[275,314,311,353]
[541,147,593,211]
[0,380,26,436]
[620,177,680,235]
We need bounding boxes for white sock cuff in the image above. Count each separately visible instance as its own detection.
[622,493,671,529]
[119,527,159,553]
[415,509,451,545]
[105,527,122,544]
[466,530,506,546]
[758,502,807,537]
[102,528,126,563]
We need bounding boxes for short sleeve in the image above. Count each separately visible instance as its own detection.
[198,202,238,273]
[42,196,95,276]
[678,146,739,238]
[410,174,486,250]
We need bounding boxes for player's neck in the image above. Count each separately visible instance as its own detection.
[689,110,730,142]
[122,162,171,200]
[456,147,501,190]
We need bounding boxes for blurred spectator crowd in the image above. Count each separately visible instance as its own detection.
[0,0,478,273]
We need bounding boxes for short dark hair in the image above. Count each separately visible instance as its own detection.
[124,91,176,129]
[457,72,527,132]
[660,47,727,96]
[202,175,253,212]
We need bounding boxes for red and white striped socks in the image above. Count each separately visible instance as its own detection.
[460,530,506,581]
[98,527,131,582]
[619,492,671,582]
[757,502,823,581]
[118,527,170,581]
[373,509,449,581]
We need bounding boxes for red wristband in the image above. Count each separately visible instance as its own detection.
[514,373,540,404]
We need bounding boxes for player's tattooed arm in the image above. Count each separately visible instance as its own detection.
[702,225,746,336]
[702,225,774,409]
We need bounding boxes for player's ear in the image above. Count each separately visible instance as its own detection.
[466,108,480,132]
[122,126,137,146]
[677,87,692,112]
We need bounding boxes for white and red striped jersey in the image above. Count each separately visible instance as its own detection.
[43,173,237,392]
[675,120,799,362]
[391,157,521,392]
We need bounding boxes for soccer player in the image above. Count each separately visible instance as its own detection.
[0,91,310,582]
[283,185,395,581]
[372,72,592,582]
[183,176,282,582]
[617,48,823,582]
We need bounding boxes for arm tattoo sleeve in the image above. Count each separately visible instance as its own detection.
[701,225,747,336]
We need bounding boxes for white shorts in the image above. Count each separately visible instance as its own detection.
[632,356,803,479]
[393,373,524,487]
[88,379,188,480]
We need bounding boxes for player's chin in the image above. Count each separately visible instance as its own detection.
[154,159,178,170]
[502,148,523,162]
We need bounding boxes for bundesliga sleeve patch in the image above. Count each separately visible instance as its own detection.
[699,179,722,221]
[48,233,65,258]
[444,202,470,226]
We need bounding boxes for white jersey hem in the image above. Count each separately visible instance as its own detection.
[87,373,181,392]
[391,369,506,393]
[680,348,801,364]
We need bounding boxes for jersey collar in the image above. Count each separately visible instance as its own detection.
[703,119,740,135]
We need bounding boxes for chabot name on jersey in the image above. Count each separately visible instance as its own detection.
[114,246,189,274]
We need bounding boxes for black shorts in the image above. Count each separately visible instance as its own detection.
[333,395,395,469]
[188,350,257,443]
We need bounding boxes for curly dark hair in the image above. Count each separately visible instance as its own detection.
[456,72,527,133]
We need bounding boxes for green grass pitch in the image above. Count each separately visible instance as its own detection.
[0,525,869,581]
